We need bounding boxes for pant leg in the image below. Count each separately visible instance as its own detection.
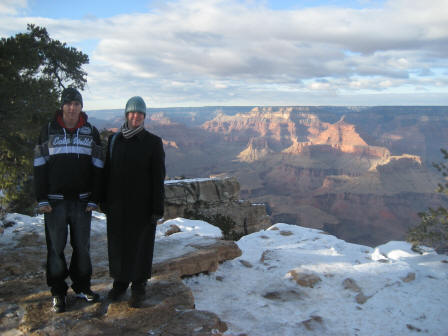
[44,200,69,296]
[68,200,93,292]
[113,280,130,291]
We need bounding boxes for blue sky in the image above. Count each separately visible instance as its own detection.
[24,0,387,18]
[25,0,154,19]
[1,0,447,109]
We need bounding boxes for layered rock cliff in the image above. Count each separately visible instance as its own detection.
[197,107,447,246]
[202,107,391,164]
[237,137,273,162]
[164,176,271,236]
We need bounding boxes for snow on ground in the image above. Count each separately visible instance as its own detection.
[156,217,222,239]
[2,214,448,335]
[153,218,223,262]
[164,177,222,184]
[1,212,107,248]
[183,223,448,336]
[1,213,46,247]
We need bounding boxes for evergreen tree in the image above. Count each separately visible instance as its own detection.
[0,24,89,214]
[407,149,448,253]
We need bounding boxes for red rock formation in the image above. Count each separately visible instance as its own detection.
[203,107,390,161]
[238,137,274,162]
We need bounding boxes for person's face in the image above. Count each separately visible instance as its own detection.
[62,101,82,125]
[127,112,145,129]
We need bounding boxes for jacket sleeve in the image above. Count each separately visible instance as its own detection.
[89,126,105,207]
[33,125,49,207]
[151,137,166,217]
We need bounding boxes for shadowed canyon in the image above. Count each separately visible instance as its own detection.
[90,106,448,247]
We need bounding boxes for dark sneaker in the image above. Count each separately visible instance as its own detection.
[75,289,100,302]
[128,291,145,308]
[107,286,127,301]
[52,295,66,313]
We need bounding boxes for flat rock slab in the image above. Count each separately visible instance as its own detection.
[154,237,242,277]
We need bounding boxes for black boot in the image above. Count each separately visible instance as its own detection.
[52,295,66,313]
[128,281,146,308]
[107,280,129,301]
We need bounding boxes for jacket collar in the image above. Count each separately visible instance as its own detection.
[134,128,146,140]
[55,110,87,132]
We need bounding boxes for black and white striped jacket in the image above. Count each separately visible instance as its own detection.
[33,111,104,208]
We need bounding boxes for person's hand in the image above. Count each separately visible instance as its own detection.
[39,205,52,213]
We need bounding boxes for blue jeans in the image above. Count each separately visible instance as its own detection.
[44,200,92,296]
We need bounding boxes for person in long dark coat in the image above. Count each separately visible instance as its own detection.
[102,96,165,308]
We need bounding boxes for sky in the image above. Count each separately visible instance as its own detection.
[3,212,448,335]
[1,0,448,109]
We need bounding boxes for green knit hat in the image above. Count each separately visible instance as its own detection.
[125,96,146,116]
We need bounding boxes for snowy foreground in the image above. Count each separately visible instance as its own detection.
[3,213,448,336]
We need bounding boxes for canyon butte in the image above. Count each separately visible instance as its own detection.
[90,106,448,247]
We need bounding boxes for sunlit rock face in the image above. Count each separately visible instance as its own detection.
[197,108,448,246]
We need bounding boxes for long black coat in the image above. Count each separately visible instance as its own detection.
[103,130,165,282]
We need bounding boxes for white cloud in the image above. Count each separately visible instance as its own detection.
[1,0,448,107]
[0,0,27,15]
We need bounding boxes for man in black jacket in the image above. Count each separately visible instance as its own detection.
[33,88,104,313]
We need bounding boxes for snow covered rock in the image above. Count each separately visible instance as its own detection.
[184,223,448,336]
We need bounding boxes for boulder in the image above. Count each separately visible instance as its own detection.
[287,270,322,288]
[164,177,271,235]
[153,239,242,277]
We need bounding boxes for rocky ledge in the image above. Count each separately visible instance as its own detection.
[164,176,271,236]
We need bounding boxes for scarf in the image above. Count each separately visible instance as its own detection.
[120,121,144,139]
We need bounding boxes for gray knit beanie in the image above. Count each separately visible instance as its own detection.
[125,96,146,116]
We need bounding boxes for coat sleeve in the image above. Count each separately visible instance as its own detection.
[33,124,50,207]
[89,126,105,206]
[100,133,113,208]
[151,137,166,217]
